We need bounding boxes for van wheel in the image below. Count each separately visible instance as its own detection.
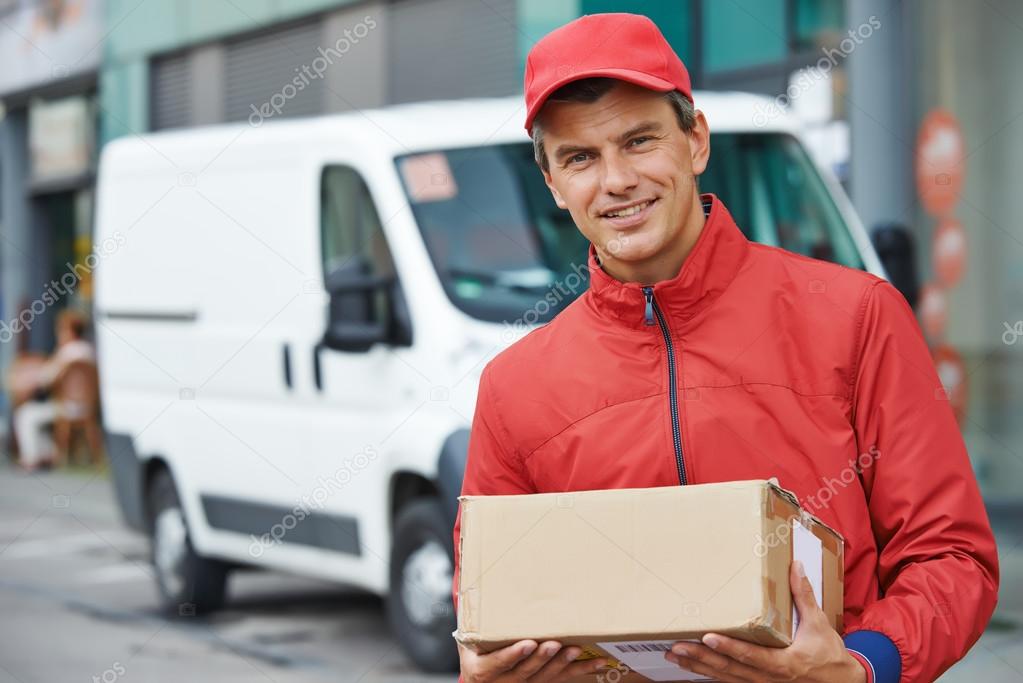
[149,470,229,614]
[387,499,459,673]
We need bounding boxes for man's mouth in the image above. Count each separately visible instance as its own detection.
[602,199,655,218]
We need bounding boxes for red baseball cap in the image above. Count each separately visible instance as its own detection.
[523,13,693,135]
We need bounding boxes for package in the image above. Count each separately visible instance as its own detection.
[454,480,843,682]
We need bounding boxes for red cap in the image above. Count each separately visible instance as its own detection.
[523,13,693,135]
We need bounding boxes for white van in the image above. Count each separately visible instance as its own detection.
[94,92,895,673]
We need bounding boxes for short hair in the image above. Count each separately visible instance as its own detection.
[531,77,696,172]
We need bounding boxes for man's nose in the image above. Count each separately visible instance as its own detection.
[600,152,639,195]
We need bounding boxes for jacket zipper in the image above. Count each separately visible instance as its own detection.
[643,286,687,485]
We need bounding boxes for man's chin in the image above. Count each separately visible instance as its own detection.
[598,235,658,263]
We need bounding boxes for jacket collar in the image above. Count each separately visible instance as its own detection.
[584,193,750,330]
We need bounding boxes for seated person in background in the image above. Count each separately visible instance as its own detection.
[13,309,96,470]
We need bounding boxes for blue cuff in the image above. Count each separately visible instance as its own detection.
[844,630,901,683]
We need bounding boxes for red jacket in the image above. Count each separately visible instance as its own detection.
[452,194,998,683]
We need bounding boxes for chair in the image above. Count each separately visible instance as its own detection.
[51,359,103,467]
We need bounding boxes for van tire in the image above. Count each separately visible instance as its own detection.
[387,498,459,673]
[149,470,229,615]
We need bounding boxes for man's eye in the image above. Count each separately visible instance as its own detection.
[630,136,651,146]
[569,153,589,164]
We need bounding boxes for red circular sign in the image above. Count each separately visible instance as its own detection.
[933,345,969,423]
[915,110,965,217]
[919,283,947,341]
[932,217,967,287]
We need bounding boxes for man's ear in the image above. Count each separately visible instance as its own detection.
[541,167,568,209]
[687,110,711,177]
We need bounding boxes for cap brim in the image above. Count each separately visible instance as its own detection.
[525,67,678,133]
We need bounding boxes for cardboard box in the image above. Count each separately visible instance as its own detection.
[454,480,843,682]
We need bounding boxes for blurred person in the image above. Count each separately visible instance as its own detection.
[452,13,997,683]
[13,308,96,470]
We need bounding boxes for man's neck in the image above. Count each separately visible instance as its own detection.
[597,199,709,285]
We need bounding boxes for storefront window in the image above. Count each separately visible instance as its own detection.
[793,0,844,51]
[702,0,786,73]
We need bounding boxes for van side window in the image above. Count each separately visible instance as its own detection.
[320,166,411,347]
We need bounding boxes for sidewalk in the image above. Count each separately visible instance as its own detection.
[0,460,455,683]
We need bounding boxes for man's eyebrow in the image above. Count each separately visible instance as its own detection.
[614,121,664,143]
[551,121,665,162]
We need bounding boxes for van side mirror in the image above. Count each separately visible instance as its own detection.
[870,223,920,309]
[322,258,410,352]
[323,313,388,352]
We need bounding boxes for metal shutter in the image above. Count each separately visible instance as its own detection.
[150,53,192,131]
[223,19,327,122]
[388,0,518,104]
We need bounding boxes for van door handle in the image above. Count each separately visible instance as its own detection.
[313,342,324,392]
[282,343,293,389]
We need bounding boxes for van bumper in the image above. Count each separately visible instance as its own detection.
[104,430,148,532]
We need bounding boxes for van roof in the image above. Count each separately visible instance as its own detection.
[102,90,795,166]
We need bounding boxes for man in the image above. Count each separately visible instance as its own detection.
[452,13,998,683]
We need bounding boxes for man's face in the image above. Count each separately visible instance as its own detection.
[539,81,710,283]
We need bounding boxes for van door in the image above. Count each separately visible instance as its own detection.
[295,165,415,577]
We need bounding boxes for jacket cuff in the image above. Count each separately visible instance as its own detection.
[844,630,901,683]
[846,648,874,683]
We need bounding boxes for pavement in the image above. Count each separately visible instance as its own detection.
[0,462,1020,682]
[0,461,457,683]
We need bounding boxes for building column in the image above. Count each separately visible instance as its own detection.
[0,110,32,364]
[847,0,913,232]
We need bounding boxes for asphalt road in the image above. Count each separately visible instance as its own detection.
[0,463,458,683]
[1,463,1020,682]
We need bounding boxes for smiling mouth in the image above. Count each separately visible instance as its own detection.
[602,199,655,218]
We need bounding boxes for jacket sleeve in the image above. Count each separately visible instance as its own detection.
[843,280,1000,683]
[451,365,535,677]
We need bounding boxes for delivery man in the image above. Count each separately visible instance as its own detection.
[452,13,998,683]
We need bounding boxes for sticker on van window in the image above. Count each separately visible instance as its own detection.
[399,152,459,202]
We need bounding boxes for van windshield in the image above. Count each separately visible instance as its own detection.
[396,133,863,324]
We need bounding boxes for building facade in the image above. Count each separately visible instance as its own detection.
[0,0,104,421]
[2,0,1016,511]
[99,0,523,139]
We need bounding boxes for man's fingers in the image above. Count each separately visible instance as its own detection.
[665,652,749,683]
[483,639,539,672]
[699,633,779,673]
[668,642,761,681]
[529,644,583,681]
[555,656,611,681]
[510,640,563,678]
[790,560,823,629]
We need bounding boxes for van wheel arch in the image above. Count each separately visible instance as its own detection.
[147,467,230,614]
[387,498,459,672]
[384,431,467,673]
[390,471,440,531]
[142,456,174,534]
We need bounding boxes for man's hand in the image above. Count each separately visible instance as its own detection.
[663,561,867,683]
[458,638,609,682]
